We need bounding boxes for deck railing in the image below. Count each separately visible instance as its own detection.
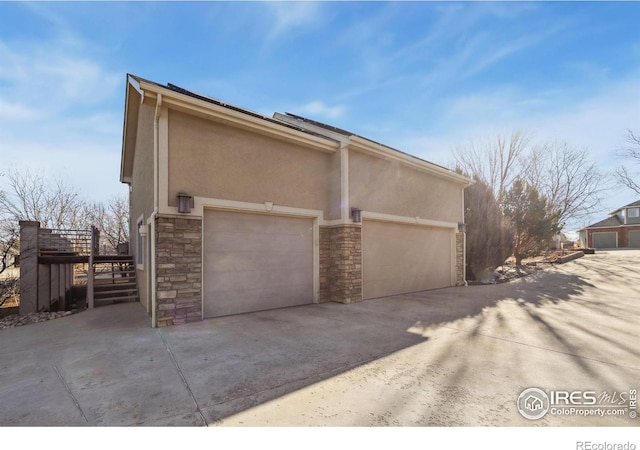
[38,228,96,257]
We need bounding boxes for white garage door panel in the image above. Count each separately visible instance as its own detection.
[363,221,453,300]
[203,210,313,318]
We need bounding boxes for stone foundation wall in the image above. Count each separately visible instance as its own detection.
[455,232,466,286]
[155,216,202,327]
[319,227,331,303]
[319,225,362,304]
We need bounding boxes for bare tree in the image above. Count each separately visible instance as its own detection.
[615,129,640,195]
[524,139,607,227]
[0,167,91,307]
[454,130,532,204]
[0,167,91,230]
[455,132,606,229]
[86,194,130,253]
[0,229,18,308]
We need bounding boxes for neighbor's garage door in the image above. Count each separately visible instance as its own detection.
[629,230,640,248]
[203,210,314,318]
[592,232,618,249]
[362,220,453,300]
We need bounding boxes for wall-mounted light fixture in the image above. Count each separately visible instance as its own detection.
[458,222,466,233]
[177,192,193,214]
[351,207,362,223]
[138,224,148,237]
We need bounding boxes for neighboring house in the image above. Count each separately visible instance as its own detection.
[578,200,640,249]
[120,74,473,327]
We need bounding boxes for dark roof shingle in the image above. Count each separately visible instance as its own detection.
[584,215,623,229]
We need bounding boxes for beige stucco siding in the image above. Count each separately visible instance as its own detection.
[167,109,334,217]
[129,102,155,312]
[130,103,155,225]
[349,149,463,223]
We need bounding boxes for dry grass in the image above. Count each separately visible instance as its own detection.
[1,295,19,308]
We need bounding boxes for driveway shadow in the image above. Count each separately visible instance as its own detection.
[160,268,606,425]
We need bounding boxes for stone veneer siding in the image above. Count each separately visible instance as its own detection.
[155,216,202,327]
[319,225,363,304]
[319,227,331,302]
[455,232,466,286]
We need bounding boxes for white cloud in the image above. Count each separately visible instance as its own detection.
[0,98,41,120]
[0,33,123,202]
[296,100,346,120]
[419,70,640,161]
[0,41,120,108]
[393,71,640,230]
[264,2,324,43]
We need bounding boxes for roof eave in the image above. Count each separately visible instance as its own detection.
[120,75,142,184]
[348,135,474,187]
[135,78,340,154]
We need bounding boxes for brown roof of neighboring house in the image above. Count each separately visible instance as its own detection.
[622,199,640,208]
[583,215,623,229]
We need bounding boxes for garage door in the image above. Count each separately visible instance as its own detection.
[629,230,640,248]
[203,210,314,318]
[362,220,453,300]
[592,232,617,249]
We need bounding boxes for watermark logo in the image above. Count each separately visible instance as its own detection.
[517,387,550,420]
[517,387,637,420]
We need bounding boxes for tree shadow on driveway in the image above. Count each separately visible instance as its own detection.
[159,266,635,425]
[4,260,635,426]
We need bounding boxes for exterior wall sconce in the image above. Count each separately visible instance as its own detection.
[351,207,362,223]
[177,192,193,214]
[138,224,147,237]
[458,222,466,233]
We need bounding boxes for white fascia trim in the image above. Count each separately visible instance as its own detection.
[128,74,143,96]
[158,106,169,212]
[181,197,325,221]
[135,214,145,270]
[341,144,350,222]
[361,211,458,230]
[137,82,339,154]
[324,218,362,227]
[348,136,473,186]
[273,112,351,144]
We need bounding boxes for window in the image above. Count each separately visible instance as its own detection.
[136,217,144,267]
[628,207,640,218]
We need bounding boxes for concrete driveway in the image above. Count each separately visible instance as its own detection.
[1,250,639,426]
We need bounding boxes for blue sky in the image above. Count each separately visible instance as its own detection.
[0,1,639,231]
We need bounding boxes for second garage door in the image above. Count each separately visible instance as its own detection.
[592,232,618,249]
[362,220,453,300]
[203,210,314,318]
[629,230,640,248]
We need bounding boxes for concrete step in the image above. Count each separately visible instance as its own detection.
[94,296,137,306]
[90,254,139,308]
[94,282,137,291]
[94,255,135,263]
[94,288,138,297]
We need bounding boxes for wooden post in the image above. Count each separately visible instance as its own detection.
[19,221,40,314]
[87,226,96,309]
